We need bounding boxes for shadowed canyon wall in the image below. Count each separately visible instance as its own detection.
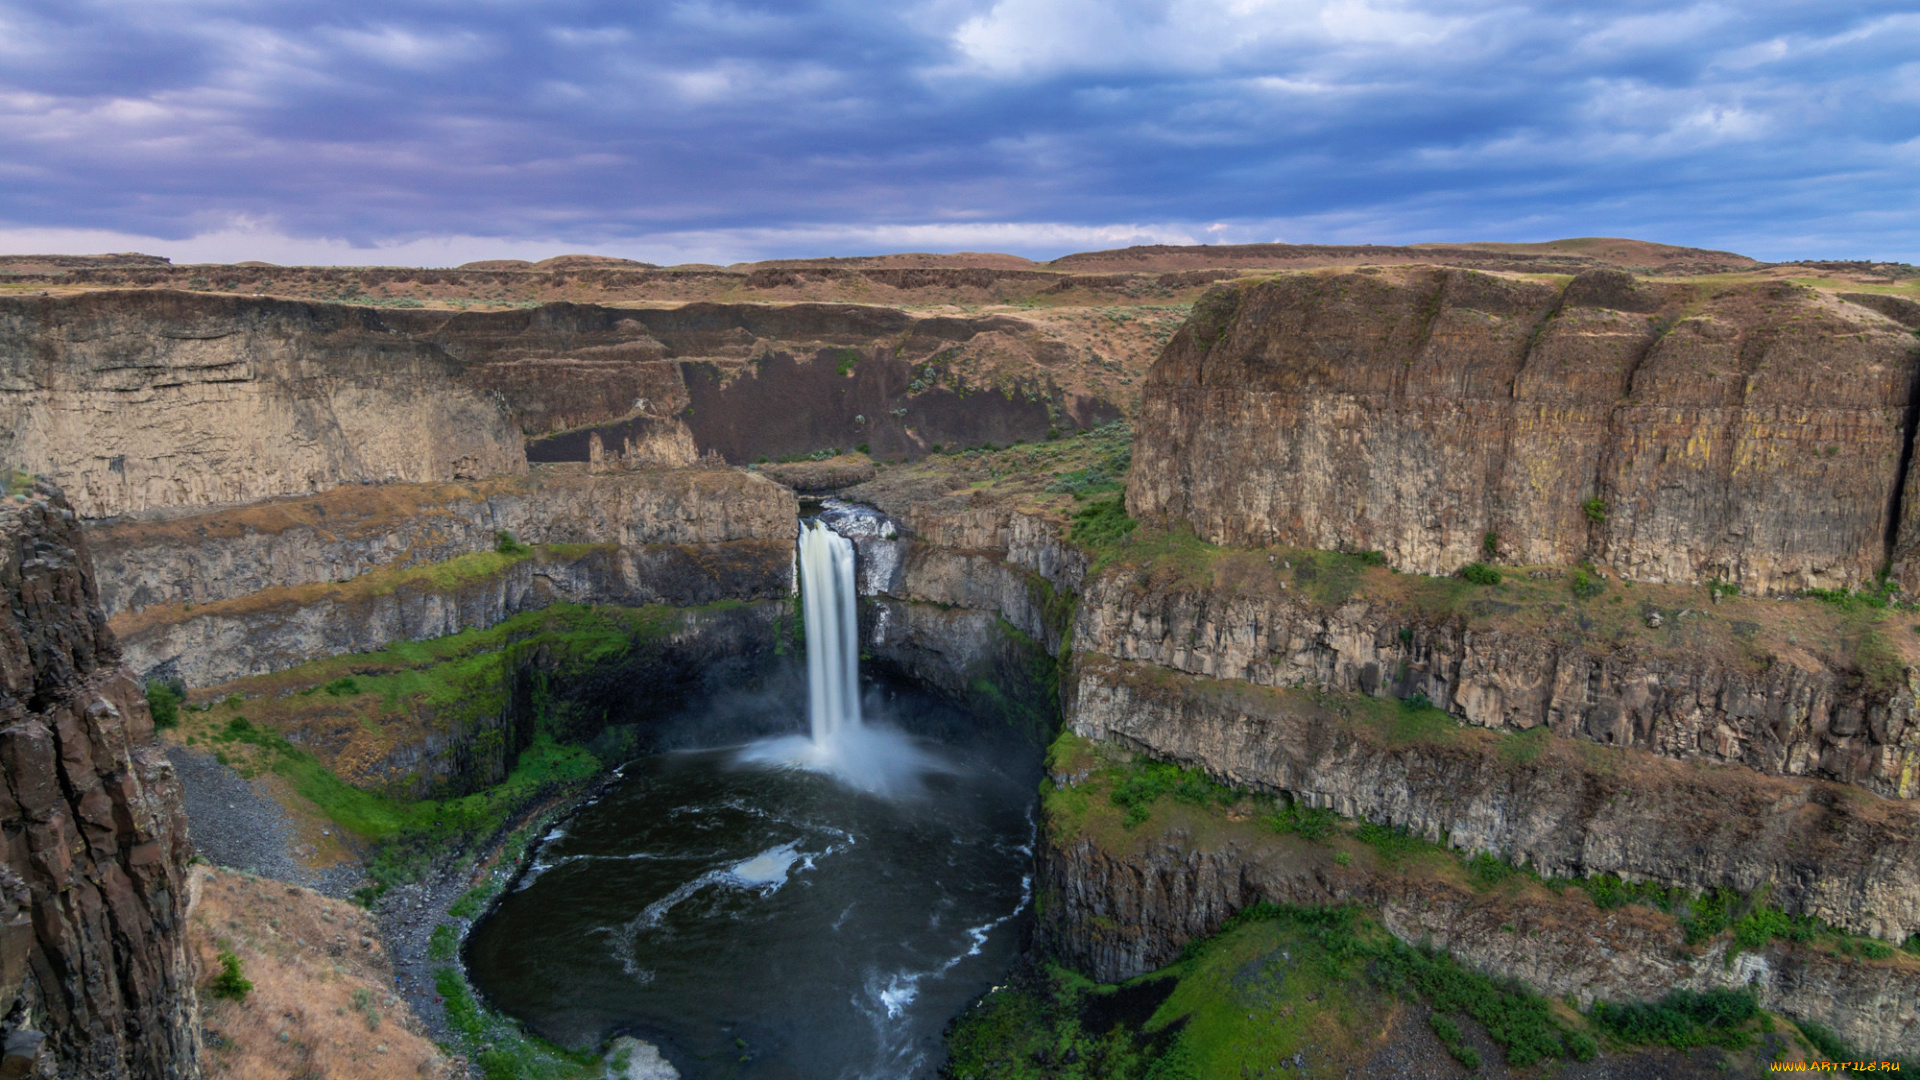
[1130,269,1920,595]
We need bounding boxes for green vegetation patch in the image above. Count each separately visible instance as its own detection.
[145,679,185,730]
[1107,759,1237,828]
[947,904,1604,1078]
[1591,988,1757,1050]
[207,950,252,1001]
[435,966,604,1080]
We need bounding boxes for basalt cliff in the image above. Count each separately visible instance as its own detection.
[1131,269,1920,595]
[0,482,199,1079]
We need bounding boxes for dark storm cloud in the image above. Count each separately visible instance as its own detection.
[0,0,1914,261]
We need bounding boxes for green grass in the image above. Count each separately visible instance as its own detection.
[435,967,604,1080]
[1108,758,1237,828]
[1267,800,1338,842]
[1070,496,1137,553]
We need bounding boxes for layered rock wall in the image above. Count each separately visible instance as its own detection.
[1066,654,1920,942]
[0,483,199,1078]
[1130,270,1920,594]
[89,465,796,617]
[0,292,527,519]
[1074,572,1920,797]
[117,542,792,688]
[2,292,1123,520]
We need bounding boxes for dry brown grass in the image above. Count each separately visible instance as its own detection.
[187,866,450,1080]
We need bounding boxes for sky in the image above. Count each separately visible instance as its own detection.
[0,0,1916,266]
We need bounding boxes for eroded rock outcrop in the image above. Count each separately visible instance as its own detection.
[0,482,199,1078]
[1130,269,1920,594]
[2,292,1125,519]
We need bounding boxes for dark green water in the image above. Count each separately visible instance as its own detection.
[465,688,1038,1079]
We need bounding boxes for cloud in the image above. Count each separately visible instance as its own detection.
[0,218,1215,266]
[0,0,1913,262]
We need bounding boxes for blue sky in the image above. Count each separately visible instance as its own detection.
[0,0,1915,264]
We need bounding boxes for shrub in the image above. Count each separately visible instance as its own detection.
[1570,568,1604,599]
[1461,562,1502,586]
[1109,759,1234,828]
[1591,988,1757,1050]
[1354,550,1388,567]
[322,677,361,698]
[145,679,186,730]
[1565,1031,1597,1061]
[208,950,252,1001]
[1482,531,1499,558]
[1269,801,1338,841]
[493,530,530,556]
[1681,889,1734,945]
[1466,852,1518,888]
[1582,497,1608,525]
[1071,497,1137,550]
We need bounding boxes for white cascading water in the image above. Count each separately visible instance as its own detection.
[799,519,862,741]
[739,516,947,796]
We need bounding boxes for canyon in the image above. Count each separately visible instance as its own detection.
[1,242,1917,1076]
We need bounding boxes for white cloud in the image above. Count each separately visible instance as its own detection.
[943,0,1482,80]
[0,219,1217,267]
[320,25,496,71]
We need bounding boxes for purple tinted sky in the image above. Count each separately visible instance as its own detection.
[1,0,1915,264]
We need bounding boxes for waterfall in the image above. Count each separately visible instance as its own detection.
[799,519,862,741]
[739,515,944,796]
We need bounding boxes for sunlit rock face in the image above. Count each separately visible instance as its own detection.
[1130,269,1920,595]
[0,482,200,1079]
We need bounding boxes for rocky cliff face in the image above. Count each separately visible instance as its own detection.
[0,482,199,1078]
[89,465,796,617]
[98,467,798,687]
[0,292,527,519]
[116,540,793,688]
[2,292,1125,520]
[1066,654,1920,942]
[1073,569,1920,798]
[1130,270,1920,594]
